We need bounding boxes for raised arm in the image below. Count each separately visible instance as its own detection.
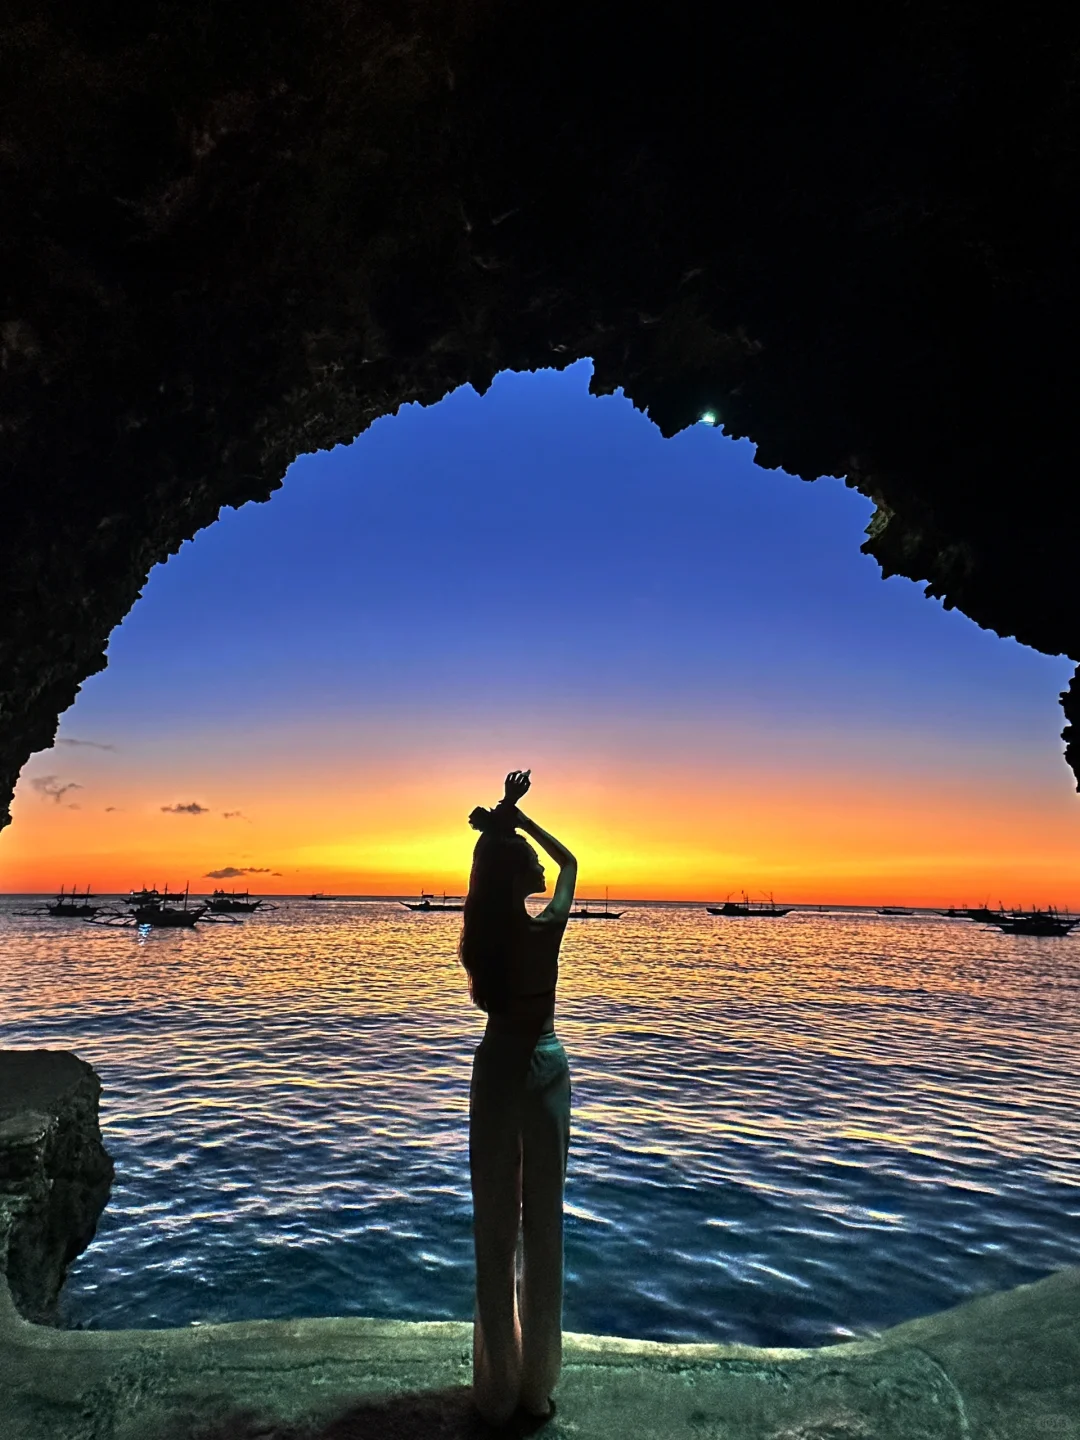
[514,809,577,923]
[496,770,577,921]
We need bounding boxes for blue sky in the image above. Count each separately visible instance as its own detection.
[74,361,1070,738]
[7,361,1078,900]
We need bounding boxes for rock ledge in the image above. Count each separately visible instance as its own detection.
[0,1050,114,1325]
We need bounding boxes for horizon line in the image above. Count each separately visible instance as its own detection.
[2,891,1078,910]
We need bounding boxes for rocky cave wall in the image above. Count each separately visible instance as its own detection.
[3,1,1079,826]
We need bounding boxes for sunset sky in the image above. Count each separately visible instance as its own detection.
[4,361,1078,903]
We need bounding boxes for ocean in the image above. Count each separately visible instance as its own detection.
[1,896,1077,1345]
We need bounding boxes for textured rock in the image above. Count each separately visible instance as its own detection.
[3,4,1080,824]
[0,1316,967,1440]
[878,1265,1080,1440]
[0,1051,114,1325]
[2,1268,1078,1439]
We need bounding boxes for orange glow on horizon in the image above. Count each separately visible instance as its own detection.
[5,744,1080,908]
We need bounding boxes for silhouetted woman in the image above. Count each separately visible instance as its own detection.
[460,769,577,1427]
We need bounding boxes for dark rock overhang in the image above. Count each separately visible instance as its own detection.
[3,3,1079,827]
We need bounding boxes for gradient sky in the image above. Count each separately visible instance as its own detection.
[4,361,1078,902]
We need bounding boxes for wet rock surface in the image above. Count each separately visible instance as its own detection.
[2,1267,1078,1439]
[2,4,1080,821]
[0,1051,114,1324]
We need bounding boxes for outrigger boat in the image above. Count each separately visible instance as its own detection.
[936,903,1007,922]
[985,906,1077,937]
[707,891,790,918]
[569,887,622,919]
[129,883,205,928]
[966,904,1007,924]
[127,886,162,905]
[933,901,1007,922]
[402,891,466,912]
[82,882,248,930]
[46,884,99,917]
[878,906,914,916]
[207,888,264,913]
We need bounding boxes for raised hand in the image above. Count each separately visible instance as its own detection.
[502,769,532,805]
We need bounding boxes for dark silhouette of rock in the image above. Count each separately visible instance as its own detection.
[0,1051,114,1324]
[3,4,1079,824]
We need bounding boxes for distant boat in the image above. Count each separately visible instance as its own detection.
[46,884,98,918]
[970,905,1009,924]
[130,883,205,928]
[878,906,914,916]
[307,893,338,900]
[569,888,622,920]
[207,889,263,914]
[127,886,162,905]
[82,881,245,930]
[131,903,202,928]
[987,906,1077,937]
[938,904,1006,921]
[707,891,790,918]
[402,891,465,912]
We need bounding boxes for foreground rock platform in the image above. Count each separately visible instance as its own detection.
[1,1051,1077,1438]
[4,1272,1079,1440]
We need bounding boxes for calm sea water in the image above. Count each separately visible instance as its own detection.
[0,897,1077,1346]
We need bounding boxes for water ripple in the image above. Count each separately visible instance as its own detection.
[1,898,1078,1343]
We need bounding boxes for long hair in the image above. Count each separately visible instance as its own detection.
[458,805,538,1013]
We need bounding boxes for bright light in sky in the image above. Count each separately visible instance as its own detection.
[2,361,1077,902]
[698,411,717,425]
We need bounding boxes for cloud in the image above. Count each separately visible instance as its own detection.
[31,775,83,804]
[204,865,276,879]
[104,806,119,813]
[67,803,81,810]
[161,802,209,815]
[57,737,115,751]
[222,811,245,820]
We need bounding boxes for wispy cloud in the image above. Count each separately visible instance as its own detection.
[104,806,119,813]
[57,737,115,751]
[222,811,246,820]
[161,802,209,815]
[31,775,83,805]
[204,865,277,879]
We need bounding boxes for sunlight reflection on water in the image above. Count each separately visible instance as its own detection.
[1,898,1078,1344]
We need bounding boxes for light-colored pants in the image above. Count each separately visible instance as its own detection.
[469,1027,571,1425]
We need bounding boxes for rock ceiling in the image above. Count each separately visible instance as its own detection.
[2,3,1078,827]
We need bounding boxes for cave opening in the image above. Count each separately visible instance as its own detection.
[3,366,1080,1350]
[5,361,1076,906]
